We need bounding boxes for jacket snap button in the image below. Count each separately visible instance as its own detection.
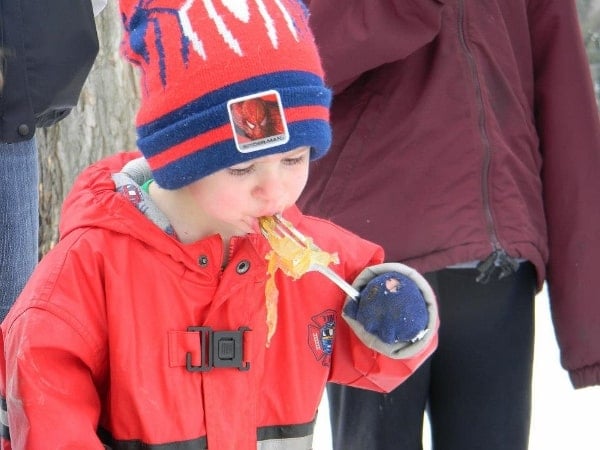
[17,124,30,136]
[236,260,250,274]
[198,255,209,267]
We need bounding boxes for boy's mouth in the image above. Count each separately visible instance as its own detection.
[242,217,263,235]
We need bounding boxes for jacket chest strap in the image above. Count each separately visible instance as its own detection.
[168,326,251,372]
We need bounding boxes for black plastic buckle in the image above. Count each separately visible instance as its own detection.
[186,326,250,372]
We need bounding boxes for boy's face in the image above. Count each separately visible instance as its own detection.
[186,146,310,238]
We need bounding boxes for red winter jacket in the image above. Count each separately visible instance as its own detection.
[0,152,437,449]
[299,0,600,388]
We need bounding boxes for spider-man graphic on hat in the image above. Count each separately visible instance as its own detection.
[230,94,285,143]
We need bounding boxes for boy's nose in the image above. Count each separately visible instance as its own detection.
[254,174,286,211]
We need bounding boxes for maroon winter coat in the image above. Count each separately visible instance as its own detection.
[299,0,600,388]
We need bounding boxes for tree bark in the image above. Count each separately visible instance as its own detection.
[37,1,139,257]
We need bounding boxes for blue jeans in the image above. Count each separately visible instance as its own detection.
[0,138,39,321]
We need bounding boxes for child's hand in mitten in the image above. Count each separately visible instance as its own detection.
[342,263,438,358]
[344,271,429,343]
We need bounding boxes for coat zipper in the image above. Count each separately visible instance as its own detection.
[456,0,518,283]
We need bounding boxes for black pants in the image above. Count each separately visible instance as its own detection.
[328,262,537,450]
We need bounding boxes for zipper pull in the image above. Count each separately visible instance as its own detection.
[475,252,496,284]
[496,250,519,280]
[475,250,519,284]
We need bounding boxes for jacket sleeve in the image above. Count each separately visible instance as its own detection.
[305,0,444,91]
[325,239,438,392]
[1,239,109,450]
[529,0,600,388]
[329,307,438,393]
[2,308,106,449]
[0,0,98,141]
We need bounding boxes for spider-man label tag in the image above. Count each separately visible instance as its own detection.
[227,90,290,153]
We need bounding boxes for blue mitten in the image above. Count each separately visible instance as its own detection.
[344,272,429,344]
[342,263,437,359]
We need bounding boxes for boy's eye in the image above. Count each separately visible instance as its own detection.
[226,149,308,176]
[283,154,307,166]
[228,165,254,176]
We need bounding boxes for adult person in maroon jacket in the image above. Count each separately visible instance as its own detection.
[298,1,600,449]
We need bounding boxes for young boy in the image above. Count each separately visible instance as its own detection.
[0,1,438,448]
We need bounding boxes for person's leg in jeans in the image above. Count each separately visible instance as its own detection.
[328,358,431,450]
[0,138,39,321]
[428,263,536,450]
[328,262,536,450]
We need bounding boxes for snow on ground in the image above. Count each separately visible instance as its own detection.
[313,284,600,449]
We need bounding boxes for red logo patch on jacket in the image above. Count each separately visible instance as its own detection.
[308,309,336,366]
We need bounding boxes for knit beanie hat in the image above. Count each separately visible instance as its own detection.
[119,0,332,189]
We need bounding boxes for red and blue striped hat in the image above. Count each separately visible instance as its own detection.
[119,0,332,189]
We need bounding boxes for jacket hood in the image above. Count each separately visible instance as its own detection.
[59,152,200,264]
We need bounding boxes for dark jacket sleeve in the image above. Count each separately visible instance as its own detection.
[0,0,99,142]
[530,0,600,388]
[305,0,444,91]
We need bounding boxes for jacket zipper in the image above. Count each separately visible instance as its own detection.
[456,0,518,283]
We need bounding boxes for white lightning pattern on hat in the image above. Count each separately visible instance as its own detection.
[256,0,278,48]
[180,0,206,59]
[221,0,250,21]
[178,0,299,60]
[273,0,298,42]
[205,0,244,55]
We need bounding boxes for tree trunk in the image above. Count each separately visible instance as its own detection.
[36,1,139,257]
